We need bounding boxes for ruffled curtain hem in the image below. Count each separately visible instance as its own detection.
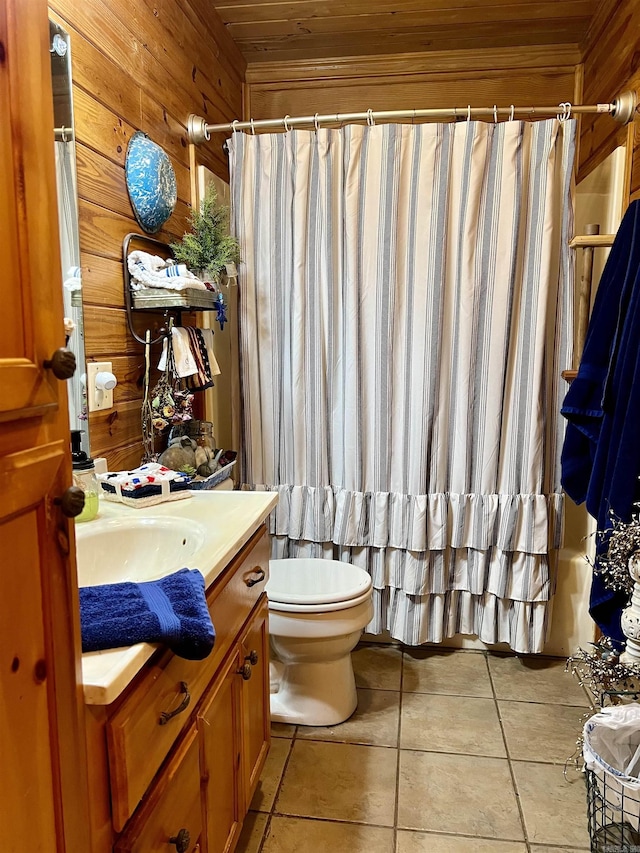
[255,483,563,554]
[371,586,551,655]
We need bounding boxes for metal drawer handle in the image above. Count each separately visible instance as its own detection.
[159,681,191,726]
[237,662,252,680]
[245,567,266,587]
[246,650,259,666]
[169,828,190,852]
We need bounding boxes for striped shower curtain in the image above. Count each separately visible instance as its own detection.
[229,118,575,653]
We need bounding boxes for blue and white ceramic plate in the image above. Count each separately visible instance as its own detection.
[125,132,177,234]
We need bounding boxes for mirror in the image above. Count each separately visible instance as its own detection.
[49,20,90,455]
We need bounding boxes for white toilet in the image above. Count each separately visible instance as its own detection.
[266,558,374,727]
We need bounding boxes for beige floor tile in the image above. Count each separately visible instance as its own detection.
[403,649,492,697]
[512,761,591,847]
[396,831,527,852]
[400,693,505,757]
[529,848,590,852]
[272,722,296,738]
[499,700,585,763]
[250,737,292,813]
[488,655,589,706]
[353,644,403,690]
[263,816,394,853]
[297,688,400,747]
[235,812,269,853]
[397,750,523,840]
[275,740,397,825]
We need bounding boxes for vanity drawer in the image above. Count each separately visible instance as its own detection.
[107,527,270,831]
[114,726,202,853]
[207,527,270,648]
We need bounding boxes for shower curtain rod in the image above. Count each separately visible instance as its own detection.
[187,90,637,144]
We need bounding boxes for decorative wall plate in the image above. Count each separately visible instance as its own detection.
[125,131,177,234]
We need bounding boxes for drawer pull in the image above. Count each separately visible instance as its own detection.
[159,681,191,726]
[237,662,252,680]
[169,828,191,852]
[245,567,266,587]
[247,650,259,666]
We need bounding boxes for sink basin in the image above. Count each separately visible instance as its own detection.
[75,516,207,587]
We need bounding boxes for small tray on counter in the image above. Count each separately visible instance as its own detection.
[189,460,236,491]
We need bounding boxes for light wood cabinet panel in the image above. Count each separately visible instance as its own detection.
[1,509,58,846]
[0,0,62,420]
[240,597,271,810]
[114,726,203,853]
[108,650,211,832]
[199,650,244,853]
[1,1,91,850]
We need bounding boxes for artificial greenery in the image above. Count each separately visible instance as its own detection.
[170,187,240,277]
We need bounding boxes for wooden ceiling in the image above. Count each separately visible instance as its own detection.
[211,0,602,63]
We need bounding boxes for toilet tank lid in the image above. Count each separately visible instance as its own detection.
[267,559,372,605]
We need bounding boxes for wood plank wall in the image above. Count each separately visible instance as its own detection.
[245,45,579,128]
[579,0,640,197]
[48,0,245,469]
[49,1,638,467]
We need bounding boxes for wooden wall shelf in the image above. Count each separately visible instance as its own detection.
[569,234,615,249]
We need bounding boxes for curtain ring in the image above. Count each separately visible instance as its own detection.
[509,105,515,122]
[412,108,417,125]
[467,105,472,122]
[314,113,320,132]
[250,118,256,135]
[493,105,498,123]
[367,108,375,127]
[557,102,572,122]
[283,114,292,132]
[231,119,240,134]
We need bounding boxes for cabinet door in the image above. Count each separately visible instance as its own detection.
[199,650,243,853]
[240,595,271,810]
[114,727,202,853]
[0,1,90,850]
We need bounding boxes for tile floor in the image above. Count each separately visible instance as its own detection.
[237,645,594,853]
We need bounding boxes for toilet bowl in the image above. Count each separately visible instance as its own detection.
[267,558,374,727]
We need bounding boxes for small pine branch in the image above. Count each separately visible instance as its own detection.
[170,187,240,274]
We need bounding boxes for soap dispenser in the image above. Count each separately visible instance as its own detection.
[71,430,99,522]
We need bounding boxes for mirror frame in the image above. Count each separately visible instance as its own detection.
[50,18,90,455]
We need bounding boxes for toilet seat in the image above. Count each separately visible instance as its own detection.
[267,558,372,613]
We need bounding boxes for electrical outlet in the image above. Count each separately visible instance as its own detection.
[87,361,116,412]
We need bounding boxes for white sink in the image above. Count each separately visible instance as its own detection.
[75,516,207,587]
[78,491,280,704]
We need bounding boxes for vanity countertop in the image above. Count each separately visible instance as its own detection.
[78,490,278,705]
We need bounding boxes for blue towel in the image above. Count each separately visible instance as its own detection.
[79,568,215,660]
[561,199,640,643]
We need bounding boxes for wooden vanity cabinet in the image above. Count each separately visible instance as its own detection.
[114,727,203,853]
[199,647,244,853]
[239,597,271,811]
[199,596,270,853]
[86,525,272,853]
